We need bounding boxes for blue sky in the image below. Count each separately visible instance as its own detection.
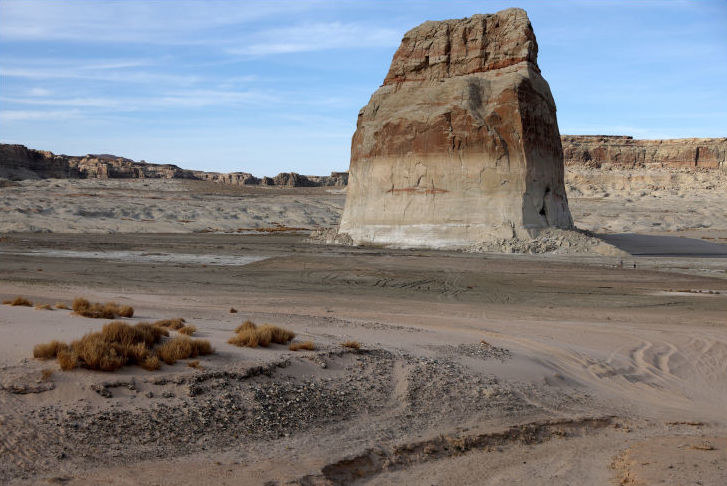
[1,0,725,175]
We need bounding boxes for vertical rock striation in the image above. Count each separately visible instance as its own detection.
[338,8,573,248]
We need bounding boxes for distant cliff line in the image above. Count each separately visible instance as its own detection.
[2,135,725,185]
[0,143,348,187]
[562,135,726,170]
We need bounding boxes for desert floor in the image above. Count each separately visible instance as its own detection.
[2,169,727,485]
[1,228,726,485]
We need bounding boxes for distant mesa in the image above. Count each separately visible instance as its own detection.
[0,143,348,187]
[337,8,574,249]
[561,135,727,170]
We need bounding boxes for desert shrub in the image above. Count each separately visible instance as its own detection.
[228,324,295,348]
[3,296,33,306]
[153,318,186,330]
[33,340,69,359]
[156,336,213,365]
[235,320,256,333]
[229,328,260,347]
[265,325,295,344]
[34,321,202,372]
[187,360,201,369]
[140,355,161,371]
[55,302,70,310]
[71,333,127,371]
[341,340,361,350]
[178,325,197,336]
[72,297,134,319]
[34,303,53,310]
[117,305,134,318]
[229,307,238,313]
[100,321,167,347]
[57,349,80,370]
[41,369,53,381]
[72,297,90,313]
[289,341,315,351]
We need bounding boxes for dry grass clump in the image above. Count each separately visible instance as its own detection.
[72,297,134,319]
[117,305,134,318]
[238,321,254,331]
[34,303,53,310]
[153,318,186,330]
[178,325,197,336]
[341,340,361,350]
[33,321,207,372]
[33,340,69,359]
[41,369,54,381]
[289,341,315,351]
[139,355,161,371]
[235,320,256,333]
[156,336,214,365]
[55,302,70,310]
[3,296,33,306]
[228,322,295,348]
[187,360,202,369]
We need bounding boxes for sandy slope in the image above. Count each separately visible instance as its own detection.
[1,233,726,485]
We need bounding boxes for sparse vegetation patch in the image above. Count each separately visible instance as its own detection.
[34,303,53,310]
[342,340,361,350]
[72,297,134,319]
[153,318,186,330]
[156,336,213,365]
[289,341,315,351]
[178,325,197,336]
[3,296,33,306]
[228,321,295,348]
[33,321,213,372]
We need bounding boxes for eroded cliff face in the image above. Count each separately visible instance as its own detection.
[0,144,347,187]
[561,135,727,170]
[338,8,573,248]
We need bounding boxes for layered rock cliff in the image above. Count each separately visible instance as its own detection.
[561,135,727,170]
[0,144,347,187]
[338,8,573,248]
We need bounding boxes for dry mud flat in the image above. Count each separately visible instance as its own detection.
[1,233,727,485]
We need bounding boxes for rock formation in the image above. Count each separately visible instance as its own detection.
[561,135,727,170]
[0,144,347,187]
[338,8,573,248]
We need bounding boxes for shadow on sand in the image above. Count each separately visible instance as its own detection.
[598,233,727,257]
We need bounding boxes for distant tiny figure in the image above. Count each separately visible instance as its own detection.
[619,260,623,269]
[633,263,637,269]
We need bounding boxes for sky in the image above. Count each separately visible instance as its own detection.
[1,0,726,175]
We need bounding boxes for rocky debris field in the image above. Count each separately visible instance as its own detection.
[0,342,598,483]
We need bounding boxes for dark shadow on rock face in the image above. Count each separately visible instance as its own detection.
[598,233,727,257]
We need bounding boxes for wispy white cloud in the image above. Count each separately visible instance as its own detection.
[1,88,279,111]
[0,66,200,85]
[0,0,319,44]
[228,22,400,56]
[27,87,52,97]
[0,109,83,122]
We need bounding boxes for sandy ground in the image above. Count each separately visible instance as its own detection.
[1,232,726,485]
[1,169,727,484]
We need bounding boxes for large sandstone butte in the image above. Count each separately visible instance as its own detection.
[338,8,573,248]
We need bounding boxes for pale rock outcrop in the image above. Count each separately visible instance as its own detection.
[562,135,727,170]
[338,8,573,248]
